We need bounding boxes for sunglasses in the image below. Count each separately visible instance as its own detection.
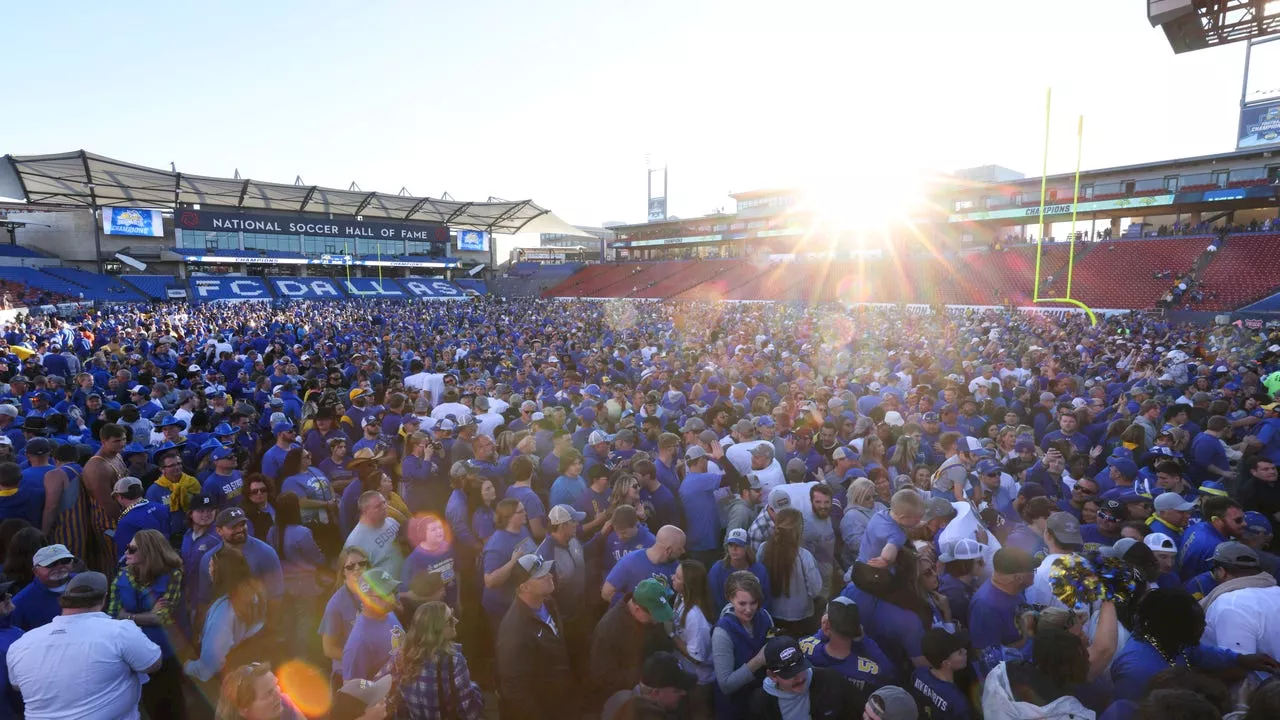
[125,546,139,554]
[344,560,369,572]
[249,488,268,496]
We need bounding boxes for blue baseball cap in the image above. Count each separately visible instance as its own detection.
[922,412,940,423]
[121,442,147,458]
[975,459,1001,476]
[272,421,295,435]
[1106,456,1139,478]
[211,446,234,461]
[1244,511,1273,536]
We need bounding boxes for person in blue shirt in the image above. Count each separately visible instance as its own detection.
[195,507,285,614]
[839,578,928,674]
[636,459,682,531]
[937,538,985,627]
[912,628,972,719]
[1189,417,1233,486]
[708,528,771,613]
[1179,495,1244,580]
[261,422,298,483]
[602,525,685,606]
[110,476,170,563]
[11,543,75,630]
[341,568,404,683]
[504,455,546,543]
[548,449,587,509]
[0,580,23,717]
[480,498,537,623]
[968,547,1036,654]
[0,460,42,528]
[799,595,895,694]
[1110,588,1280,702]
[1080,498,1125,547]
[679,445,727,567]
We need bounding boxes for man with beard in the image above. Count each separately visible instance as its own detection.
[12,544,78,630]
[195,507,284,619]
[805,484,838,599]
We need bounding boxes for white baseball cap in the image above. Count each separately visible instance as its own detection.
[1144,533,1177,554]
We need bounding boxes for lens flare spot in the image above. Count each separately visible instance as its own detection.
[277,659,331,718]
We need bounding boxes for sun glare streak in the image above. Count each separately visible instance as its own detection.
[277,659,332,718]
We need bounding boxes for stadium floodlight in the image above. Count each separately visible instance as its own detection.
[114,252,147,271]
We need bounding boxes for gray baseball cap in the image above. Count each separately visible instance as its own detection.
[1213,541,1260,570]
[1046,511,1083,545]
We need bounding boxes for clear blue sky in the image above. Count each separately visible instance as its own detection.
[0,0,1261,231]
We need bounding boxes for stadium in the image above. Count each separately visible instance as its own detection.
[8,5,1280,720]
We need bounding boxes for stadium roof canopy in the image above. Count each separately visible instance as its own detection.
[0,150,589,236]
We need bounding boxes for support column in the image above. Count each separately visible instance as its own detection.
[1109,217,1122,237]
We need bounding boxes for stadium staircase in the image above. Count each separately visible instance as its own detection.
[120,275,178,300]
[1190,234,1280,311]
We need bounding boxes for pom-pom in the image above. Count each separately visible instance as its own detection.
[1048,553,1139,607]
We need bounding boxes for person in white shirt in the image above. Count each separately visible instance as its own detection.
[473,396,506,440]
[1027,512,1085,611]
[430,388,473,426]
[404,359,447,406]
[1202,542,1280,657]
[7,571,162,720]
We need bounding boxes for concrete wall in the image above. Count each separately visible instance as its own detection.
[4,208,176,264]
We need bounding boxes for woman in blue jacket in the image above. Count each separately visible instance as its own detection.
[710,570,773,720]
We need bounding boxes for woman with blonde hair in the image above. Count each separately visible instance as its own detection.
[840,477,878,567]
[387,601,484,719]
[214,662,305,720]
[108,528,184,718]
[888,434,920,476]
[320,546,370,687]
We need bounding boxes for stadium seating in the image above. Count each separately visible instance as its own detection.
[269,276,349,300]
[672,260,761,301]
[187,275,272,302]
[454,278,487,294]
[493,263,581,297]
[1192,234,1280,311]
[1066,237,1210,309]
[0,268,86,303]
[41,267,146,301]
[121,275,178,300]
[0,245,44,258]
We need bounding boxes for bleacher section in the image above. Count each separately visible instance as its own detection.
[673,260,762,301]
[121,275,177,300]
[1193,234,1280,311]
[187,275,467,302]
[269,276,348,300]
[454,278,487,294]
[41,267,145,301]
[0,268,89,302]
[188,276,273,302]
[492,263,581,297]
[0,245,44,258]
[1068,238,1210,310]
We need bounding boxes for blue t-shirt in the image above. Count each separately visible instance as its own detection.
[1110,638,1238,702]
[1189,433,1229,486]
[12,580,65,631]
[840,584,925,673]
[481,528,536,618]
[201,471,244,508]
[576,485,611,522]
[639,483,681,530]
[605,548,677,605]
[197,536,285,606]
[319,587,359,674]
[603,526,656,573]
[261,445,291,482]
[402,545,456,607]
[1180,521,1228,580]
[968,579,1025,651]
[1080,523,1119,547]
[679,471,722,552]
[549,475,587,510]
[0,484,43,527]
[911,667,971,719]
[504,485,547,526]
[114,500,171,561]
[341,612,404,682]
[799,634,896,693]
[860,509,907,565]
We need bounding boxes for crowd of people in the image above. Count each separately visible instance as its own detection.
[0,296,1278,719]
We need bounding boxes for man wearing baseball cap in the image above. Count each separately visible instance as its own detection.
[589,577,676,707]
[497,553,572,720]
[1201,542,1280,656]
[800,595,896,695]
[1026,511,1086,609]
[1148,492,1195,547]
[864,685,919,720]
[747,635,861,717]
[260,421,298,481]
[330,676,393,720]
[110,476,169,562]
[8,571,162,719]
[1080,498,1125,547]
[11,544,77,631]
[601,650,694,720]
[195,506,284,613]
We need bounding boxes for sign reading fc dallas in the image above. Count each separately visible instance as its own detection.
[177,207,449,242]
[189,276,464,301]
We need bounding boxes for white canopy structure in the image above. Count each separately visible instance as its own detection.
[0,150,588,236]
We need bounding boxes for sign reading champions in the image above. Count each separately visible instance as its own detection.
[177,207,448,243]
[103,208,164,237]
[456,230,489,252]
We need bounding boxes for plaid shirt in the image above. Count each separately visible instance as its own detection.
[396,644,484,720]
[747,508,774,553]
[107,567,183,624]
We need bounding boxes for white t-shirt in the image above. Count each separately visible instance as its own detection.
[8,611,161,720]
[474,412,505,440]
[430,402,473,424]
[404,372,447,406]
[677,603,716,684]
[486,396,511,415]
[724,440,784,494]
[1204,585,1280,656]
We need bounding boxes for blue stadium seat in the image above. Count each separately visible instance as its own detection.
[121,275,177,300]
[268,276,348,300]
[187,276,272,302]
[40,267,146,301]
